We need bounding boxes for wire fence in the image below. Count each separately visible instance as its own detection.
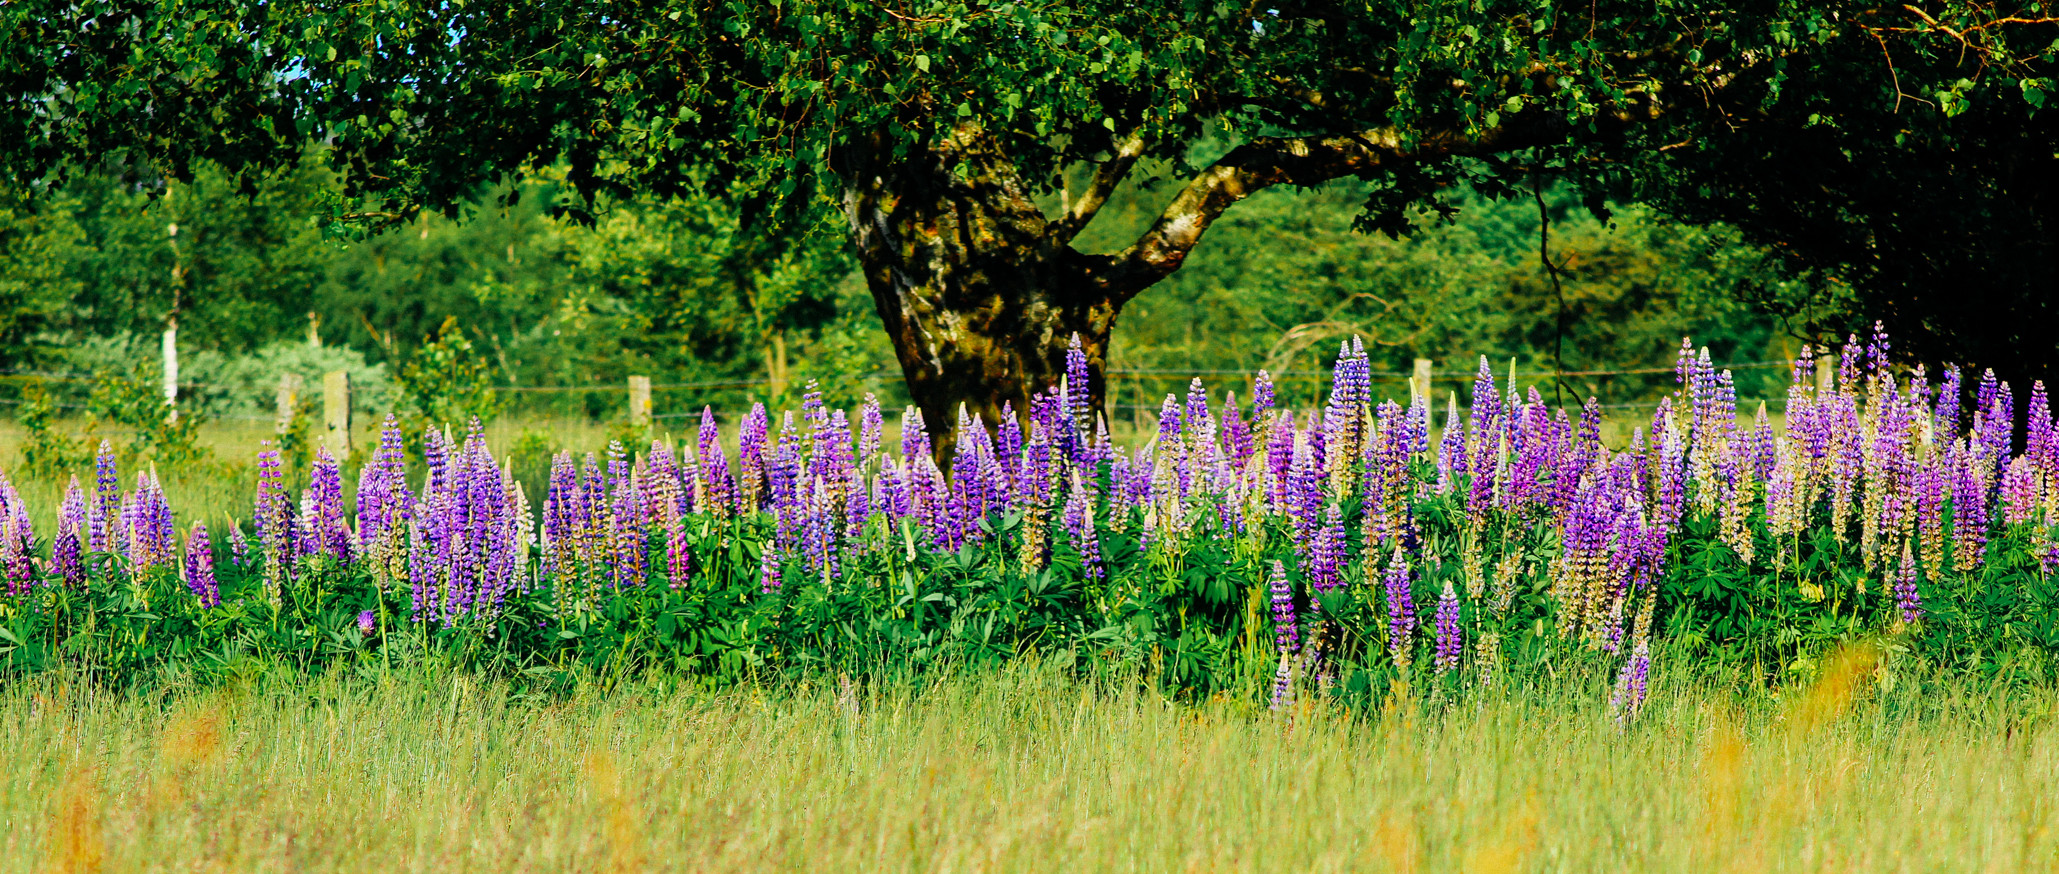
[0,357,1798,429]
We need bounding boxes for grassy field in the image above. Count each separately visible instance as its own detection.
[5,658,2054,873]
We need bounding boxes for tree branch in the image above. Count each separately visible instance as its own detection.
[1048,131,1145,244]
[1085,114,1575,300]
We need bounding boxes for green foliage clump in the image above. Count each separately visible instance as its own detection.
[397,316,502,432]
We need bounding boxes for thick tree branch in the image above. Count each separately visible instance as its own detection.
[1085,115,1572,299]
[1048,131,1145,244]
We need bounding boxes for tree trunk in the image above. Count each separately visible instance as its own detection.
[840,127,1119,440]
[835,111,1591,443]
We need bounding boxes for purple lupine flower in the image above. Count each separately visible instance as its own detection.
[1061,471,1101,579]
[1935,365,1963,434]
[55,477,86,587]
[229,522,249,569]
[305,447,352,565]
[757,542,783,594]
[2029,381,2055,469]
[737,402,771,512]
[1434,580,1462,674]
[606,440,644,589]
[1950,440,1992,572]
[1064,332,1092,437]
[1156,392,1184,450]
[0,481,33,597]
[356,417,410,561]
[541,451,577,586]
[1466,358,1502,522]
[91,440,118,554]
[1221,392,1255,474]
[901,406,932,463]
[1263,413,1295,510]
[1895,540,1923,624]
[357,609,376,637]
[1267,559,1299,711]
[254,444,293,603]
[183,523,221,608]
[1437,392,1467,493]
[859,394,885,468]
[1251,371,1275,423]
[1384,548,1417,668]
[1307,504,1345,591]
[665,497,693,589]
[1610,640,1651,725]
[695,407,734,515]
[1867,320,1891,376]
[131,472,175,572]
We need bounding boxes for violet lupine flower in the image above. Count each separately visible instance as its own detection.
[901,406,932,462]
[356,416,413,585]
[2000,456,2039,525]
[1915,452,1947,571]
[183,523,220,608]
[91,440,118,554]
[128,472,175,573]
[1020,427,1055,508]
[1895,540,1923,625]
[1321,341,1369,491]
[541,452,579,587]
[1434,580,1462,674]
[1975,370,2014,462]
[1263,413,1295,510]
[0,480,33,597]
[606,441,645,589]
[1610,640,1652,725]
[1384,548,1417,669]
[757,542,783,594]
[1251,370,1275,423]
[879,460,912,524]
[859,394,885,467]
[737,403,771,513]
[305,447,352,565]
[54,477,86,587]
[1466,358,1502,522]
[357,610,376,637]
[695,407,735,515]
[1267,559,1299,712]
[1064,332,1092,437]
[228,522,249,569]
[769,433,807,551]
[1437,393,1467,494]
[2029,381,2055,469]
[1156,393,1184,456]
[253,444,294,601]
[1935,365,1963,434]
[1867,320,1892,376]
[1306,504,1345,592]
[665,500,693,589]
[1950,442,1992,573]
[1222,394,1253,474]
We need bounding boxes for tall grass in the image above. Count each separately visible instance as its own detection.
[8,659,2054,873]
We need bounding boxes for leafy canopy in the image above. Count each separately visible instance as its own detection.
[8,1,2048,229]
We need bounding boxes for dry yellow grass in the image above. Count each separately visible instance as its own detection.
[3,663,2055,873]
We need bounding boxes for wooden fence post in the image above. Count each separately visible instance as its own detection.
[628,375,652,428]
[1411,358,1433,403]
[1815,355,1835,396]
[323,370,352,458]
[275,373,304,435]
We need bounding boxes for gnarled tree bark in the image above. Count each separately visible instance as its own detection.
[836,107,1617,440]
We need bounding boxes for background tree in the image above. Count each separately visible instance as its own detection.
[5,0,2051,428]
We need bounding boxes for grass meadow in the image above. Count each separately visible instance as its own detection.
[6,656,2056,873]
